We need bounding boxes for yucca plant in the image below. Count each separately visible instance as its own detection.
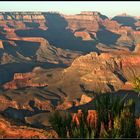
[70,110,96,138]
[49,111,72,138]
[95,94,137,138]
[119,99,136,138]
[95,94,126,131]
[49,94,138,138]
[133,77,140,96]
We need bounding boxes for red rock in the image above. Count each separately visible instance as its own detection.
[64,11,103,32]
[0,95,19,111]
[65,51,140,93]
[134,43,140,53]
[0,116,58,138]
[102,19,120,30]
[122,82,133,90]
[0,40,4,49]
[3,70,48,90]
[80,94,92,105]
[74,31,93,40]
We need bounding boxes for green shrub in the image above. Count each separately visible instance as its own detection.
[49,111,72,138]
[133,77,140,96]
[49,94,139,138]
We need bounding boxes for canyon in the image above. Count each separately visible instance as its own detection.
[0,11,140,138]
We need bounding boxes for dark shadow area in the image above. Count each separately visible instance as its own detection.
[49,98,60,106]
[2,94,12,101]
[35,90,62,106]
[15,40,40,57]
[43,13,99,53]
[35,91,61,106]
[3,107,35,122]
[29,100,50,113]
[15,12,99,53]
[0,30,6,40]
[0,61,67,85]
[112,16,137,29]
[3,41,17,56]
[0,62,35,84]
[2,106,50,128]
[75,28,86,32]
[6,23,14,28]
[80,84,95,97]
[34,93,48,101]
[107,83,115,92]
[0,49,4,58]
[24,22,40,28]
[129,44,136,51]
[0,26,4,30]
[57,88,67,97]
[44,90,61,99]
[96,26,121,45]
[114,70,127,83]
[3,40,40,57]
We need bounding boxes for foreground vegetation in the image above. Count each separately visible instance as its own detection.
[134,77,140,96]
[49,94,140,138]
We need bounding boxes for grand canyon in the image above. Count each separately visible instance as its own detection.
[0,11,140,138]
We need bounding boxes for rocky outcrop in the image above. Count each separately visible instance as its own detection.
[64,11,107,21]
[0,11,140,98]
[1,11,140,138]
[62,51,140,93]
[3,68,48,90]
[33,98,53,111]
[64,11,107,32]
[0,115,57,139]
[0,12,45,21]
[0,95,19,111]
[80,94,92,105]
[102,19,120,30]
[1,37,80,65]
[13,73,34,80]
[0,11,140,67]
[74,31,93,40]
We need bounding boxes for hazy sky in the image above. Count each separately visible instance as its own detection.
[0,1,140,17]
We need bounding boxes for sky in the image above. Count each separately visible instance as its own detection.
[0,1,140,18]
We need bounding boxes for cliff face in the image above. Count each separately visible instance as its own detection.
[61,51,140,94]
[2,50,140,97]
[64,11,108,32]
[3,67,48,90]
[74,31,93,40]
[0,11,140,94]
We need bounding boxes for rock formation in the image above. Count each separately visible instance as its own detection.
[3,68,48,90]
[0,11,140,138]
[0,115,57,139]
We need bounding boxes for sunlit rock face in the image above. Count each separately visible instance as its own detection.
[63,51,140,93]
[0,115,58,139]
